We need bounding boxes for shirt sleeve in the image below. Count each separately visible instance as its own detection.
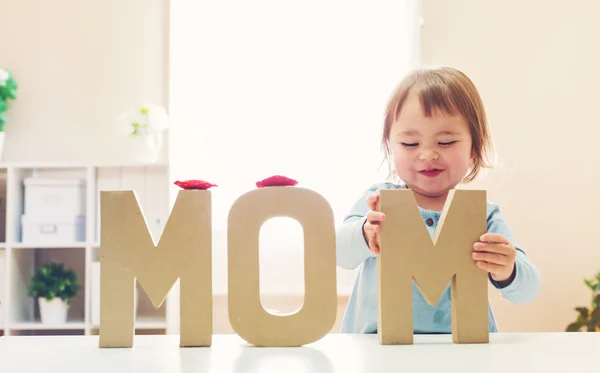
[486,203,541,304]
[335,183,396,269]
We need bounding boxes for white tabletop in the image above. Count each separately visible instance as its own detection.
[1,332,598,372]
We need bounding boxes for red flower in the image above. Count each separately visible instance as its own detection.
[256,175,298,188]
[174,180,217,190]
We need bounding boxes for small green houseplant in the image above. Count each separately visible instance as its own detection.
[27,262,80,324]
[0,67,17,161]
[0,67,18,132]
[566,271,600,332]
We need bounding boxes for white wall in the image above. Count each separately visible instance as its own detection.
[5,0,596,333]
[168,1,421,297]
[0,0,168,164]
[421,0,600,332]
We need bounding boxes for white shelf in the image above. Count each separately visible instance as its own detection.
[0,163,174,337]
[10,320,86,330]
[0,161,169,169]
[10,243,87,249]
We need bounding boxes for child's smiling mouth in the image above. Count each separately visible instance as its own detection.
[419,168,444,177]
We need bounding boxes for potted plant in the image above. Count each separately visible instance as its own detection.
[0,67,18,160]
[566,270,600,332]
[119,103,169,163]
[27,262,80,325]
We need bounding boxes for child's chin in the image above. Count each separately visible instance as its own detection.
[414,183,452,197]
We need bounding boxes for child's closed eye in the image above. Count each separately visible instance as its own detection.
[438,141,457,146]
[400,142,418,148]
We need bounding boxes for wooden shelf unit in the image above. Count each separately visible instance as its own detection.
[0,162,174,336]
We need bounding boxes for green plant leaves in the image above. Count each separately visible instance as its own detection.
[26,262,80,306]
[594,294,600,309]
[591,307,600,323]
[0,73,17,100]
[585,278,595,290]
[0,68,17,130]
[567,271,600,332]
[566,322,581,332]
[575,307,589,318]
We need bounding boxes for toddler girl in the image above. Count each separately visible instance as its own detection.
[336,66,541,334]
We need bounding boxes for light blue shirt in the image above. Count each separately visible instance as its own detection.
[336,182,541,334]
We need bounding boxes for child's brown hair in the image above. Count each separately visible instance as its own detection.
[381,66,494,182]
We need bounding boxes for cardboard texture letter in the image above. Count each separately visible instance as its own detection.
[99,190,212,348]
[227,186,337,346]
[377,189,488,345]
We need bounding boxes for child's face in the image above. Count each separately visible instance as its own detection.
[389,94,473,200]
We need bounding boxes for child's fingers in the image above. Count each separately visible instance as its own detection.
[479,233,509,244]
[472,251,509,265]
[366,194,380,211]
[475,260,503,274]
[363,195,383,254]
[369,235,380,254]
[366,210,385,224]
[363,220,381,253]
[363,221,380,234]
[369,237,379,254]
[473,242,512,255]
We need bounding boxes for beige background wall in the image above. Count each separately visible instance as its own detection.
[420,0,600,332]
[180,0,600,333]
[2,0,597,333]
[0,0,168,163]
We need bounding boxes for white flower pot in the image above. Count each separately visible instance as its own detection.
[128,131,164,164]
[38,297,68,324]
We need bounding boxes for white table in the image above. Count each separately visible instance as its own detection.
[1,333,598,372]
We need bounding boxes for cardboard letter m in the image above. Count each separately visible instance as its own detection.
[377,189,488,344]
[99,190,212,348]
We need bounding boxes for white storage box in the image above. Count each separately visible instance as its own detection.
[21,215,86,243]
[24,178,86,216]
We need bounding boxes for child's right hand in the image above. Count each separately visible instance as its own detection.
[363,194,386,254]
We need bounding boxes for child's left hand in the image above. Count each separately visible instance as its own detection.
[472,233,516,283]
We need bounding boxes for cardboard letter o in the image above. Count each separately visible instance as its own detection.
[227,186,337,346]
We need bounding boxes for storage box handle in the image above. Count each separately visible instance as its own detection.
[40,225,57,234]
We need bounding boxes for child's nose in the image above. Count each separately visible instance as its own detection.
[419,149,439,160]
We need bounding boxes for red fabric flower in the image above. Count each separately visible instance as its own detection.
[256,175,298,188]
[174,180,217,190]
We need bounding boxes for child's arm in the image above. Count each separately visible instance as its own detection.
[335,195,374,270]
[485,204,541,304]
[335,183,393,269]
